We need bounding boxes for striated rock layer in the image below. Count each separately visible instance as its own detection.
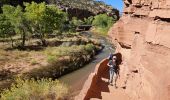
[108,0,170,100]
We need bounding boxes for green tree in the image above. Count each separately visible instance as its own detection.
[0,14,15,47]
[42,5,67,34]
[24,2,67,46]
[92,14,114,28]
[92,14,116,35]
[2,5,28,47]
[24,2,46,45]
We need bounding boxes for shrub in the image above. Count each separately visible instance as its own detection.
[69,17,84,32]
[47,55,57,63]
[85,43,95,53]
[92,14,116,35]
[0,78,70,100]
[92,14,114,28]
[31,59,38,65]
[83,16,94,25]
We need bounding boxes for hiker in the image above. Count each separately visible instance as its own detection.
[107,55,117,86]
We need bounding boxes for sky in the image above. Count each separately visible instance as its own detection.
[96,0,124,12]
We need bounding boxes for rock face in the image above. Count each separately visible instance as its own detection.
[108,0,170,100]
[77,0,170,100]
[55,1,119,20]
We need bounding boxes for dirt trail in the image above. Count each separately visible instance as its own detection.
[87,65,130,100]
[76,57,131,100]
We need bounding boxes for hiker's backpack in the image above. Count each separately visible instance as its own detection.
[108,53,113,60]
[108,59,116,69]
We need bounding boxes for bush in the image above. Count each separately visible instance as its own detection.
[69,17,84,32]
[85,43,95,53]
[92,14,116,35]
[0,78,70,100]
[31,59,38,65]
[45,46,86,57]
[92,14,114,28]
[83,16,94,25]
[47,55,58,63]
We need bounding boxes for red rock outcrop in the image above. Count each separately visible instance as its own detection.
[77,0,170,100]
[108,0,170,100]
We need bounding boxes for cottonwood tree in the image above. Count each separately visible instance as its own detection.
[2,5,28,48]
[24,2,67,46]
[0,14,15,47]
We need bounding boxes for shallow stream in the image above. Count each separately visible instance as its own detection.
[59,32,115,96]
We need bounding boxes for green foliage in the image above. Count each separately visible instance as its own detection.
[70,17,84,26]
[2,5,27,47]
[0,14,14,38]
[31,59,38,65]
[25,43,98,79]
[83,16,94,25]
[0,78,69,100]
[24,2,67,45]
[45,45,86,57]
[24,2,67,33]
[92,14,114,28]
[24,2,46,23]
[92,14,116,35]
[47,55,57,63]
[68,17,83,32]
[2,5,24,34]
[43,5,67,33]
[0,2,67,47]
[85,43,95,53]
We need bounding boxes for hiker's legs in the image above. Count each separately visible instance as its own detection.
[109,68,114,84]
[114,73,118,87]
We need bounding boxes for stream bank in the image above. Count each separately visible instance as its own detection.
[59,32,115,96]
[0,32,115,98]
[0,34,102,92]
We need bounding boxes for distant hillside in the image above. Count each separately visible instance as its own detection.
[54,0,119,19]
[0,0,119,19]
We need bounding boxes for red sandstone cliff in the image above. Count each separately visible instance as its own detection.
[76,0,170,100]
[108,0,170,100]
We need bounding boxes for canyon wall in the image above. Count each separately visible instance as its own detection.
[108,0,170,100]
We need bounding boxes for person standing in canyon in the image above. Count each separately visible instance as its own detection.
[107,55,117,87]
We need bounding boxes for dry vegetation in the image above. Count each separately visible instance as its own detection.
[0,35,102,99]
[1,78,71,100]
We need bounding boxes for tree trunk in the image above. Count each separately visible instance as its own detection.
[22,31,26,48]
[10,36,14,48]
[41,38,47,46]
[40,33,47,47]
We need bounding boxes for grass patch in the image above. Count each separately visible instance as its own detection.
[31,59,38,65]
[0,78,70,100]
[91,27,110,36]
[85,43,95,53]
[25,44,97,79]
[45,45,86,57]
[47,55,58,63]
